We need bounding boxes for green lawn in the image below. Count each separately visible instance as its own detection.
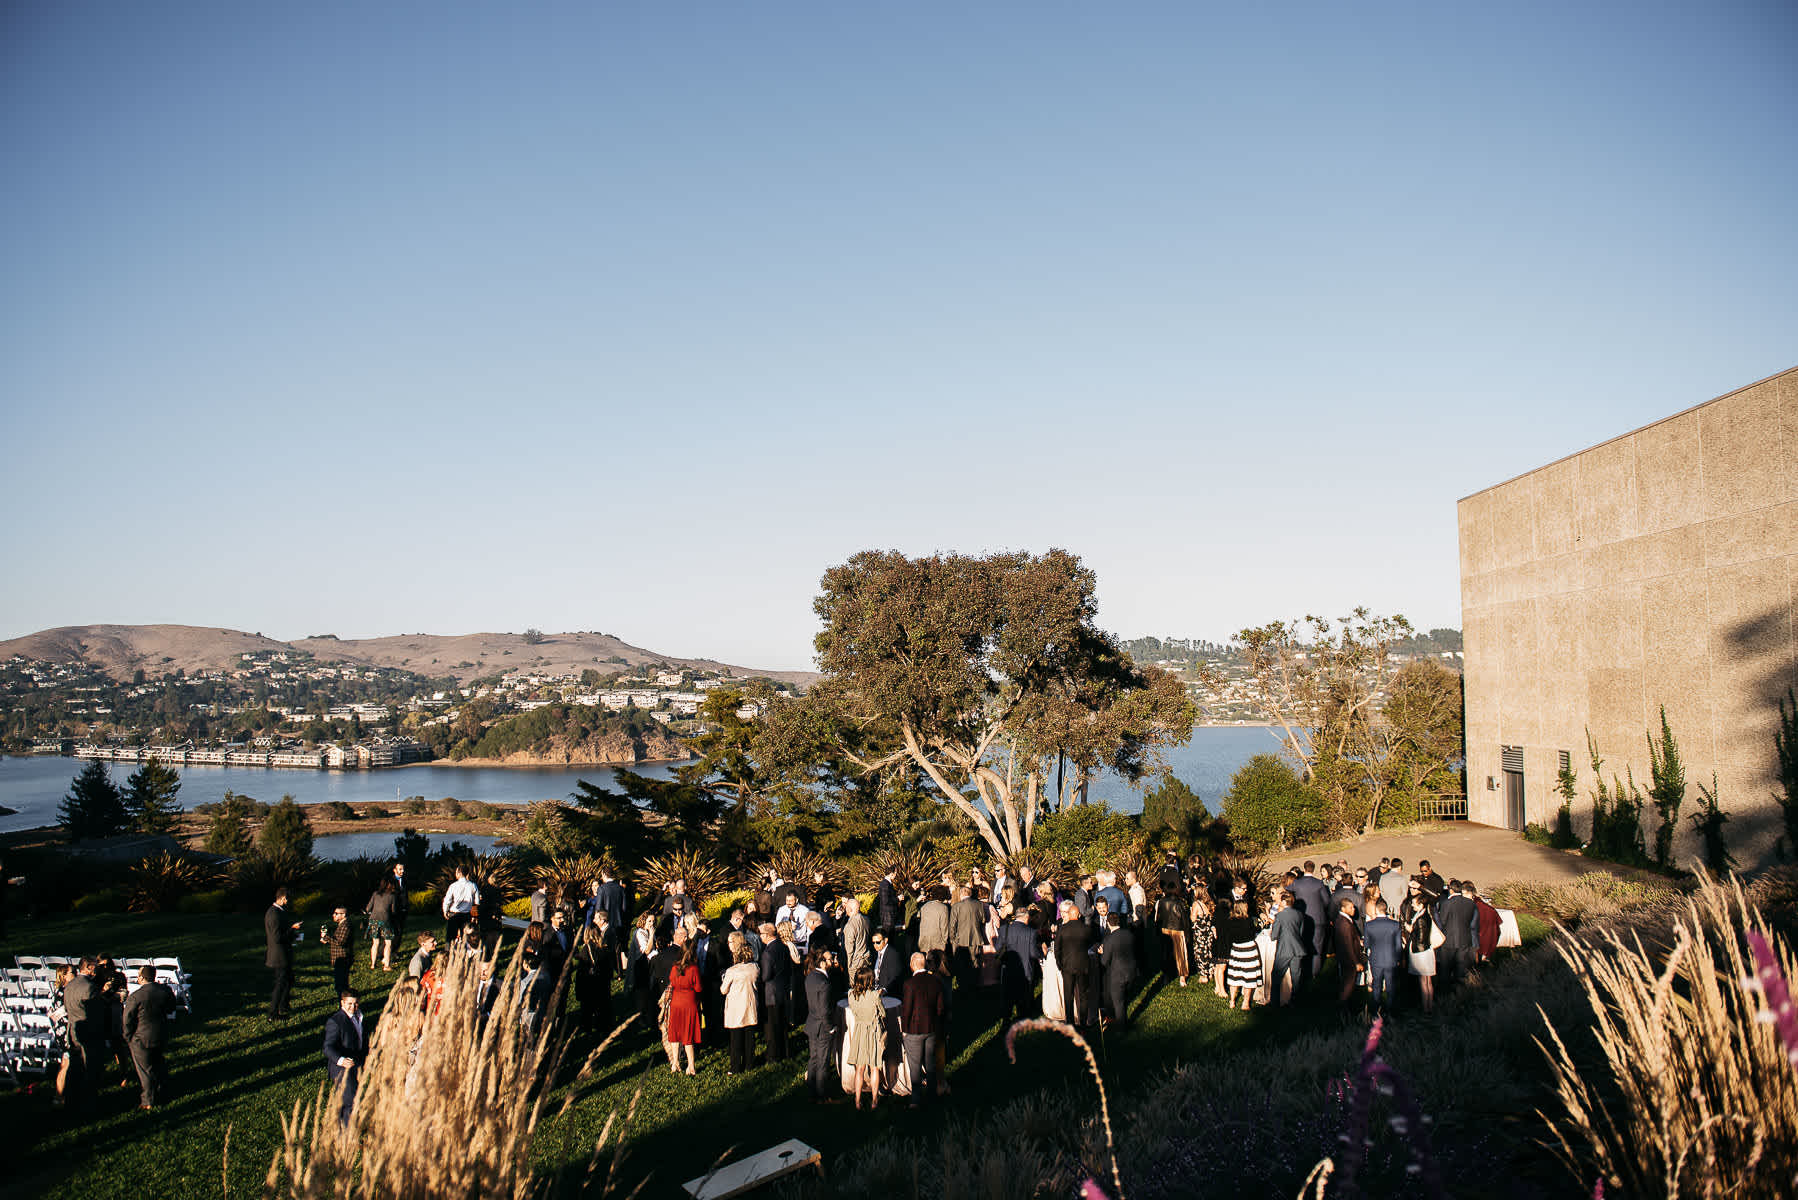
[4,912,1552,1198]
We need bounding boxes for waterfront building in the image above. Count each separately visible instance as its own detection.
[1459,366,1798,864]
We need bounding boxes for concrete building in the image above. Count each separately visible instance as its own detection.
[1459,366,1798,863]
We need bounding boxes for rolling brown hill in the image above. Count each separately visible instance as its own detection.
[0,624,816,686]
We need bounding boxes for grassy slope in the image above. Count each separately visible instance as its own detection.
[3,911,1552,1199]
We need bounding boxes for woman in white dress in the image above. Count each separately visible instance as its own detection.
[1040,935,1066,1021]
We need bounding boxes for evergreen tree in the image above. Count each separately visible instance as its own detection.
[124,756,182,836]
[59,760,130,841]
[1141,773,1209,848]
[257,794,314,859]
[204,790,256,857]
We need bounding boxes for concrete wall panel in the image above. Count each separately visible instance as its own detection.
[1576,436,1640,545]
[1634,411,1706,534]
[1701,384,1787,520]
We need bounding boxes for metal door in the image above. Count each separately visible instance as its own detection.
[1504,769,1525,831]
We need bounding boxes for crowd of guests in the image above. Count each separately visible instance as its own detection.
[338,852,1505,1109]
[239,850,1515,1119]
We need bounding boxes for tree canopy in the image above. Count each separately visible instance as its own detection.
[59,760,129,842]
[810,549,1195,858]
[125,757,182,836]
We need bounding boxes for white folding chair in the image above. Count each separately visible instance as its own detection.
[41,956,73,967]
[14,957,44,971]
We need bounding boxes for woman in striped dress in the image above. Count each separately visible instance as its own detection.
[1219,899,1262,1010]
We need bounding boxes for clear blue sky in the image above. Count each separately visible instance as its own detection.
[3,2,1793,670]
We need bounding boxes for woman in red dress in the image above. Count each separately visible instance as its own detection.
[663,942,703,1074]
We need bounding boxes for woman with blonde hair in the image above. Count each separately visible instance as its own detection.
[721,943,760,1076]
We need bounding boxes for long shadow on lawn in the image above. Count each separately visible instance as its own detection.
[533,969,1361,1196]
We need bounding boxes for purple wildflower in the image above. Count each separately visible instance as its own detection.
[1329,1017,1444,1200]
[1744,930,1798,1076]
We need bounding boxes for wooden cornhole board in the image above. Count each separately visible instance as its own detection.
[682,1139,821,1200]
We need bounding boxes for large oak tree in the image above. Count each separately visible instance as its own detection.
[811,549,1194,858]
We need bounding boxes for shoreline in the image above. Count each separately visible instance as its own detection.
[410,755,696,770]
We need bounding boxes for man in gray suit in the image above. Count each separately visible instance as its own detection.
[61,957,103,1109]
[947,886,987,992]
[838,895,871,979]
[917,886,950,958]
[122,965,178,1109]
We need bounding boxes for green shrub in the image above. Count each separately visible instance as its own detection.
[702,888,755,920]
[502,896,532,920]
[72,887,127,914]
[1522,822,1555,846]
[176,888,233,914]
[1029,803,1141,874]
[289,890,326,916]
[439,797,462,818]
[322,800,358,821]
[1221,754,1323,849]
[363,804,391,819]
[408,888,436,915]
[404,797,427,815]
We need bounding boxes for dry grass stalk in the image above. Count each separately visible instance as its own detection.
[1536,869,1798,1197]
[262,941,628,1198]
[1004,1018,1124,1200]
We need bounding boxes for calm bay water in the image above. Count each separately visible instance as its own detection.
[0,726,1290,837]
[0,756,682,836]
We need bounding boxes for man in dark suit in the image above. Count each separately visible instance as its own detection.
[876,869,903,942]
[265,887,301,1018]
[899,952,945,1106]
[1434,881,1478,986]
[593,866,628,935]
[802,949,838,1101]
[1053,900,1093,1027]
[322,988,373,1125]
[1363,899,1406,1012]
[1098,913,1139,1028]
[871,930,905,996]
[998,907,1041,1027]
[757,923,792,1064]
[389,861,411,944]
[1289,861,1332,987]
[121,965,178,1110]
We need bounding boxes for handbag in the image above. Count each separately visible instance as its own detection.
[1428,920,1445,951]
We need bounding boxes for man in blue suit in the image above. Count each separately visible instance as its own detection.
[590,866,628,937]
[1269,891,1308,1006]
[322,989,374,1125]
[1363,899,1406,1013]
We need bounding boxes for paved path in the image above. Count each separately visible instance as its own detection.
[1277,822,1626,887]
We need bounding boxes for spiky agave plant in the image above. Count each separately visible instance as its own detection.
[537,852,609,905]
[126,851,223,913]
[637,845,732,905]
[434,852,529,912]
[748,849,849,898]
[854,846,945,896]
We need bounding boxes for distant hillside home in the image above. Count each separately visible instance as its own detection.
[1459,366,1797,864]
